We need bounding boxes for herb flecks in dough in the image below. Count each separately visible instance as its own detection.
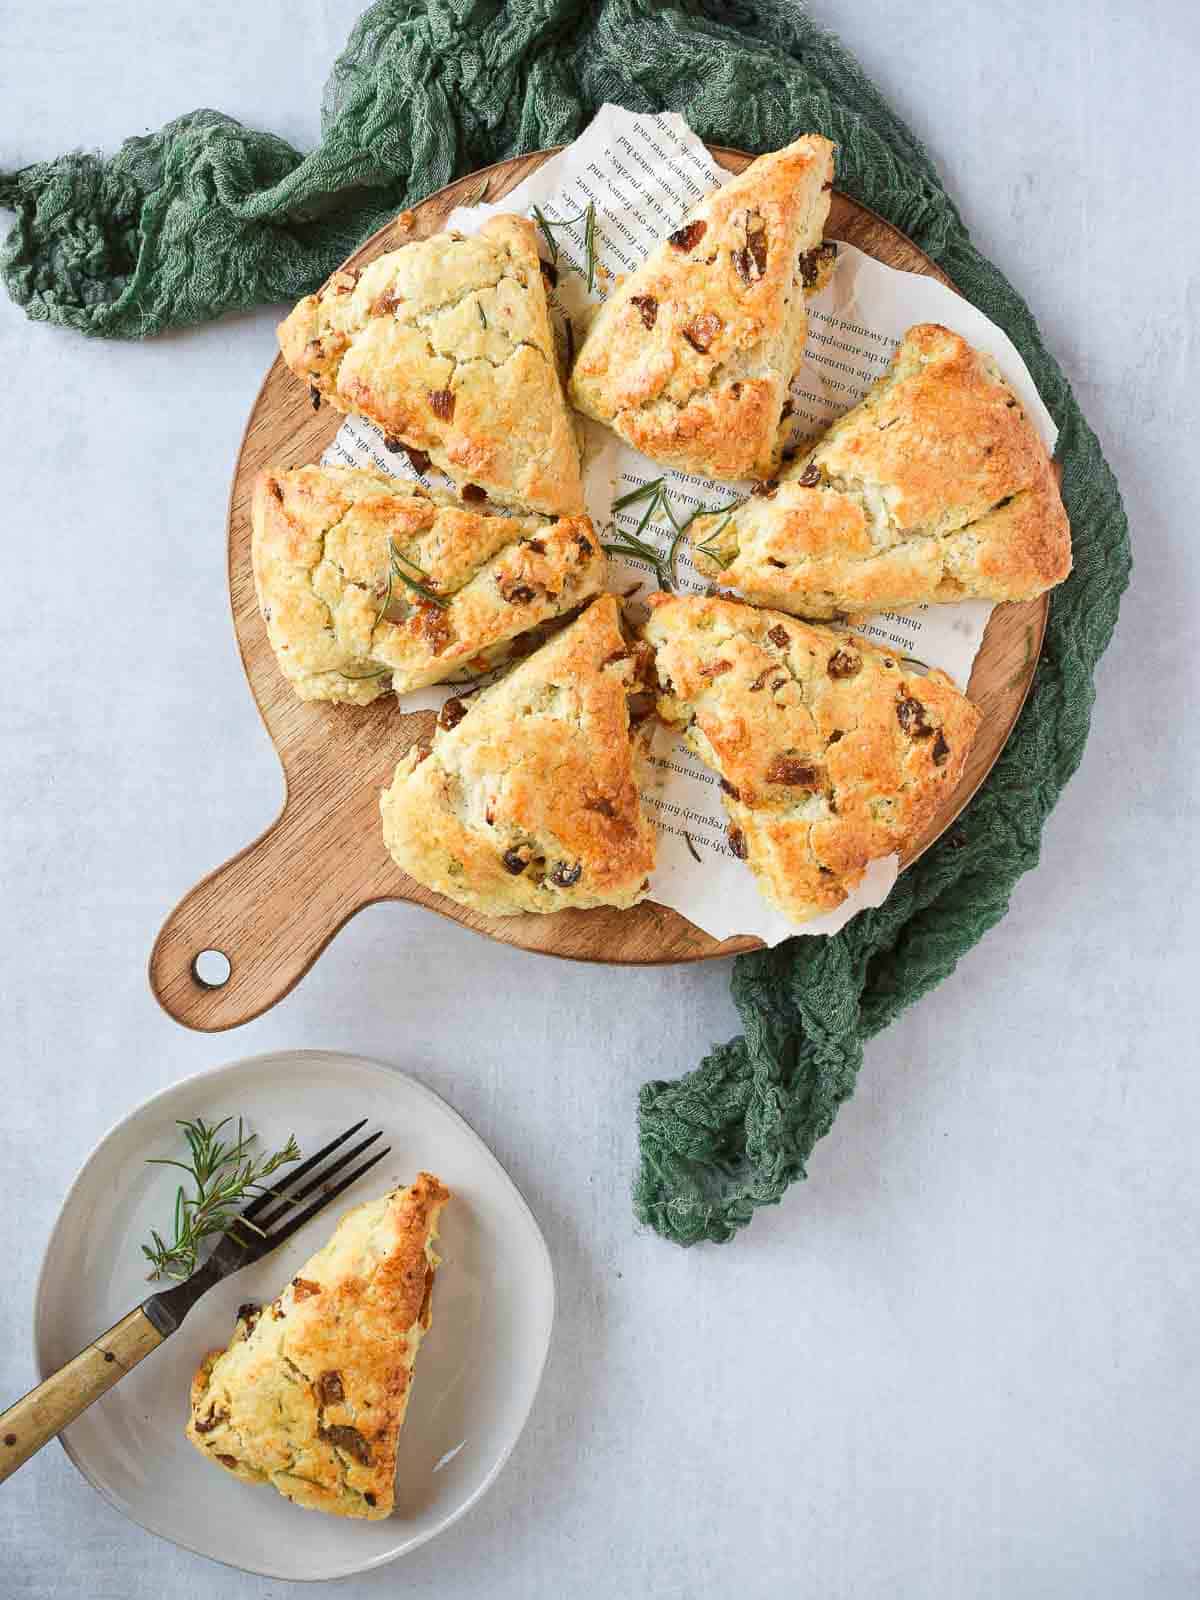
[642,593,982,925]
[253,466,606,704]
[570,137,836,481]
[277,217,583,516]
[687,323,1072,617]
[185,1176,450,1520]
[380,598,657,918]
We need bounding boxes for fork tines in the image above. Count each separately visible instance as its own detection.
[245,1121,391,1246]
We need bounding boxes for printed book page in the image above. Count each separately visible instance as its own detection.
[324,105,1057,945]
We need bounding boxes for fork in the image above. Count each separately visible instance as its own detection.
[0,1119,389,1484]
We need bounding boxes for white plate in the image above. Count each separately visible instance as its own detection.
[33,1050,555,1581]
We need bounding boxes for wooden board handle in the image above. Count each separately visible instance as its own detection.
[148,777,395,1032]
[0,1309,163,1484]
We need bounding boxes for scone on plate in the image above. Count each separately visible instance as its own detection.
[688,323,1072,617]
[186,1174,449,1520]
[642,593,981,925]
[252,465,605,704]
[569,134,836,483]
[380,596,657,917]
[278,216,584,516]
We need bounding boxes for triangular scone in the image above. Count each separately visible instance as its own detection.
[252,465,604,704]
[186,1174,450,1521]
[643,594,981,925]
[569,135,835,482]
[689,323,1072,616]
[278,217,584,515]
[380,596,657,916]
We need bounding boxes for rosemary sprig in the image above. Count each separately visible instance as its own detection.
[602,530,675,591]
[142,1117,301,1282]
[389,543,449,608]
[531,201,599,293]
[603,477,715,591]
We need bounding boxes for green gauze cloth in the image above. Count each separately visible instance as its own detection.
[1,1,1129,1244]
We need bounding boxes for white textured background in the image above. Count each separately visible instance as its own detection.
[2,3,1197,1595]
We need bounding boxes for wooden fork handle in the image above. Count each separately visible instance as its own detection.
[0,1308,164,1484]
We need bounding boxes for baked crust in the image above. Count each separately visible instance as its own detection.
[252,465,604,703]
[185,1173,450,1520]
[642,593,981,924]
[569,135,835,482]
[689,322,1072,615]
[380,596,657,916]
[277,216,584,516]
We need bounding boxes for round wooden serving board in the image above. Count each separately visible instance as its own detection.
[149,145,1050,1032]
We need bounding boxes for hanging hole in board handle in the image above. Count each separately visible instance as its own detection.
[191,949,232,990]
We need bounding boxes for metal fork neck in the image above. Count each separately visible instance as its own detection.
[141,1257,221,1337]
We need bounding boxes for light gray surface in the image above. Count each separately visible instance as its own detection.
[1,3,1196,1595]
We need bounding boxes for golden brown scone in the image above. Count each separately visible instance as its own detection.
[278,217,583,515]
[569,135,835,482]
[252,465,605,704]
[642,593,981,925]
[185,1174,450,1520]
[689,323,1072,616]
[380,596,657,916]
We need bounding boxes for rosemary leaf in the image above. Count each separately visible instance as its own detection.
[666,523,689,589]
[692,511,737,570]
[633,488,665,543]
[585,202,597,294]
[374,554,394,628]
[390,544,449,608]
[613,477,665,511]
[532,205,561,265]
[337,665,392,681]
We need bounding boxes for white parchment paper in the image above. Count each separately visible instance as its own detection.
[325,106,1057,946]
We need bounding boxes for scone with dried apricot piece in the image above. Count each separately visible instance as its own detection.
[688,323,1071,616]
[278,216,583,515]
[642,593,980,925]
[252,465,604,704]
[569,135,835,482]
[186,1173,450,1520]
[380,596,657,916]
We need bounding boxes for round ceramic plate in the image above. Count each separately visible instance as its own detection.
[33,1051,555,1581]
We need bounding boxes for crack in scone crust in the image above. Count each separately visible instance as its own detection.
[688,322,1072,616]
[379,596,657,917]
[252,464,605,704]
[185,1174,449,1521]
[569,136,834,482]
[277,215,584,515]
[642,593,981,925]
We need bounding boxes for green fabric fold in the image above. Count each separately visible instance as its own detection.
[1,0,1130,1243]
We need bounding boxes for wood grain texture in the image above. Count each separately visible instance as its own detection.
[0,1309,163,1483]
[148,146,1049,1032]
